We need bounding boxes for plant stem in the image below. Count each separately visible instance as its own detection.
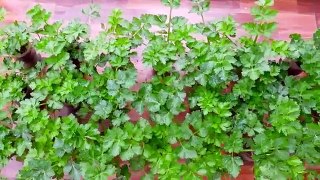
[132,24,144,38]
[213,23,238,47]
[224,34,238,46]
[0,121,13,129]
[36,33,41,40]
[200,13,211,45]
[242,149,253,152]
[200,13,205,24]
[88,0,94,25]
[167,7,173,42]
[254,35,258,43]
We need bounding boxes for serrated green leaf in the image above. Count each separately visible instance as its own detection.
[161,0,181,8]
[178,147,198,159]
[94,100,113,119]
[223,156,243,178]
[64,162,82,180]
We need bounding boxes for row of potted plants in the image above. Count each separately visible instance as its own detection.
[1,0,320,179]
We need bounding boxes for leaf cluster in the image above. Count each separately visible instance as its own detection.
[1,0,320,179]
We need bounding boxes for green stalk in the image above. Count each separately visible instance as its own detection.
[200,13,205,24]
[167,7,173,42]
[254,35,259,43]
[132,24,144,38]
[200,13,210,45]
[242,149,253,152]
[225,34,238,46]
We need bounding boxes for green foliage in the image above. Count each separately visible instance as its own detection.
[161,0,181,8]
[27,4,51,29]
[223,156,244,178]
[82,3,101,20]
[269,97,301,135]
[313,29,320,49]
[243,0,277,38]
[1,1,320,180]
[0,7,6,22]
[0,22,30,55]
[18,159,55,180]
[190,0,210,15]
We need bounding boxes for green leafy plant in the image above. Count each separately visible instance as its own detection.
[1,0,320,179]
